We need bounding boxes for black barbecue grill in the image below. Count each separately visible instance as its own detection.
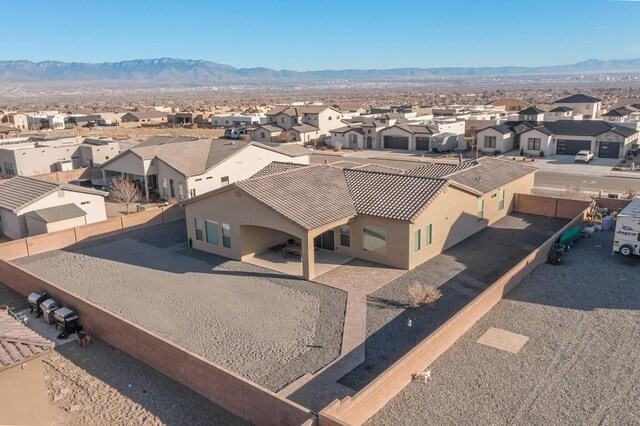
[53,307,80,339]
[27,292,48,316]
[40,299,59,324]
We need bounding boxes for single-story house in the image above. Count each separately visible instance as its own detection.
[250,124,284,143]
[379,124,434,150]
[476,124,514,154]
[330,124,365,149]
[182,157,536,279]
[0,176,108,239]
[101,136,310,202]
[0,125,19,139]
[0,311,55,426]
[120,111,168,125]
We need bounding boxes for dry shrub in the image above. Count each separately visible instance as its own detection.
[408,282,442,308]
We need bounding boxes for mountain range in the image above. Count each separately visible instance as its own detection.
[1,57,640,84]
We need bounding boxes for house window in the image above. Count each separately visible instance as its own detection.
[363,225,386,253]
[221,176,229,186]
[162,178,167,198]
[178,183,184,199]
[222,223,231,248]
[205,220,219,245]
[340,225,350,247]
[586,104,591,109]
[484,136,496,148]
[170,179,175,198]
[477,199,485,221]
[81,201,90,205]
[499,189,506,211]
[425,224,432,246]
[3,162,14,175]
[261,132,265,139]
[328,116,332,120]
[349,134,357,146]
[194,217,204,241]
[528,138,541,150]
[413,229,421,253]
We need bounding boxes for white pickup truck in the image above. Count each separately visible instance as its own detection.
[613,197,640,257]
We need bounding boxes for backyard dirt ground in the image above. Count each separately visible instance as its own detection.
[340,213,569,390]
[13,220,347,392]
[0,283,247,426]
[369,230,640,425]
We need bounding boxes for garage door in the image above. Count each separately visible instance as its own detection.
[556,139,591,155]
[598,141,620,159]
[416,137,430,151]
[384,135,409,150]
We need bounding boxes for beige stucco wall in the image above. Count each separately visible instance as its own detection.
[0,358,52,426]
[0,144,84,178]
[79,142,119,167]
[102,151,145,176]
[251,128,281,143]
[25,214,87,236]
[0,208,23,240]
[555,101,601,119]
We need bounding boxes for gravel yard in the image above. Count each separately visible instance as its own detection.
[13,221,347,392]
[340,213,568,390]
[0,282,246,426]
[369,230,640,425]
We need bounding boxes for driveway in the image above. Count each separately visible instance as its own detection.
[526,156,618,176]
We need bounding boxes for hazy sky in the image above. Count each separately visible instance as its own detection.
[3,0,640,70]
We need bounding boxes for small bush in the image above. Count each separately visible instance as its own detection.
[334,141,343,152]
[408,282,442,309]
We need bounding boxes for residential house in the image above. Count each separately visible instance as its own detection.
[545,106,582,121]
[475,124,514,154]
[0,125,18,139]
[250,124,285,143]
[1,113,28,130]
[211,113,267,127]
[379,124,435,150]
[261,106,343,142]
[0,311,55,426]
[477,120,638,158]
[182,157,536,279]
[602,107,636,124]
[517,106,546,122]
[0,176,108,239]
[120,111,168,126]
[0,137,120,178]
[553,94,603,119]
[101,136,310,202]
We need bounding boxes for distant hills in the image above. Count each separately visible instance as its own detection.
[1,57,640,84]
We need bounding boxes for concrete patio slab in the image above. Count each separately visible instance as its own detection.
[244,249,353,277]
[476,327,529,353]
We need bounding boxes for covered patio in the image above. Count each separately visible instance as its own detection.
[244,247,353,278]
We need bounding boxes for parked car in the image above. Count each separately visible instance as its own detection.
[224,127,248,139]
[574,150,594,163]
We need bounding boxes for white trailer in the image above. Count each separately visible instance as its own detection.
[613,197,640,257]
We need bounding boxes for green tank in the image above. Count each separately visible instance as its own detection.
[559,226,582,246]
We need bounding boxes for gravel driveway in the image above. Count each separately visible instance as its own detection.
[14,221,347,392]
[369,229,640,425]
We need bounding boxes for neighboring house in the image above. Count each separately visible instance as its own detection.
[602,107,636,123]
[101,136,310,202]
[250,124,285,143]
[120,111,168,125]
[0,138,119,178]
[211,113,267,127]
[66,114,101,127]
[330,125,365,149]
[0,311,55,426]
[0,176,108,239]
[477,120,639,158]
[517,106,545,122]
[1,113,28,130]
[379,124,434,150]
[476,124,514,154]
[545,106,581,121]
[0,125,18,139]
[553,94,603,119]
[262,106,343,141]
[182,157,536,279]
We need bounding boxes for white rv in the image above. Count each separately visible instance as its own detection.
[613,197,640,257]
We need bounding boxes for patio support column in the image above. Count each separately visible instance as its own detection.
[143,172,150,203]
[301,234,315,280]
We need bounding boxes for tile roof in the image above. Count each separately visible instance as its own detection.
[25,203,87,223]
[254,124,284,133]
[0,176,107,213]
[522,125,554,136]
[270,106,340,117]
[405,160,478,178]
[548,106,574,113]
[385,124,433,134]
[554,94,602,104]
[446,157,537,194]
[0,312,54,372]
[237,165,357,230]
[251,161,309,178]
[543,120,637,138]
[481,124,512,134]
[518,107,546,115]
[343,169,449,222]
[602,107,634,117]
[291,124,320,133]
[352,164,404,173]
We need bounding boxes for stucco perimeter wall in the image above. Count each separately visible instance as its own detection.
[515,194,591,219]
[0,206,185,261]
[318,211,586,426]
[0,261,313,426]
[33,167,92,183]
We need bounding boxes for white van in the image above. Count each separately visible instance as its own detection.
[613,197,640,257]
